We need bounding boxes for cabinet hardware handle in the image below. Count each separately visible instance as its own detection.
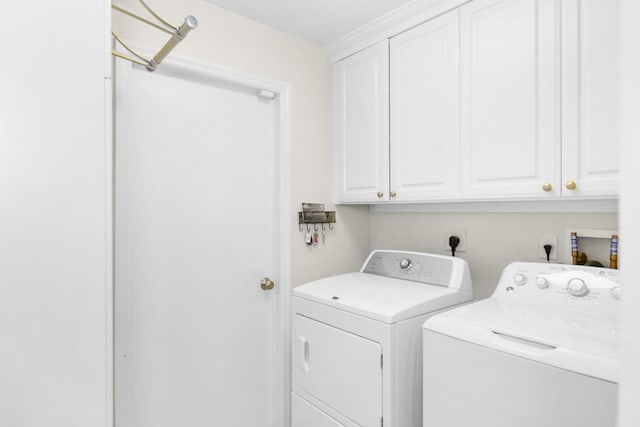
[389,191,397,198]
[376,191,384,198]
[565,181,577,191]
[542,183,552,192]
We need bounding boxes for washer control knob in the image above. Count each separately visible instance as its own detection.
[610,286,622,300]
[513,273,527,285]
[536,277,549,289]
[567,278,589,297]
[399,258,412,270]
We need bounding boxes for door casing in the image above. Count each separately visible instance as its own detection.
[109,45,292,427]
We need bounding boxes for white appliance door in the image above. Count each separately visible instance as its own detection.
[423,330,617,427]
[115,60,278,426]
[293,315,383,427]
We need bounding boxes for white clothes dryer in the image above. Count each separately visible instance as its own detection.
[423,262,620,427]
[291,250,474,427]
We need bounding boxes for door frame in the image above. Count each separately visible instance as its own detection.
[108,45,292,427]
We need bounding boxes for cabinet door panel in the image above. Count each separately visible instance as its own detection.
[390,11,460,201]
[335,41,390,203]
[460,0,560,199]
[562,0,619,197]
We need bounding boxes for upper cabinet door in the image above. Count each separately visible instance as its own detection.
[334,41,390,203]
[460,0,560,199]
[390,10,460,201]
[561,0,620,197]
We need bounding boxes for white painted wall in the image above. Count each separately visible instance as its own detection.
[618,0,640,425]
[112,0,370,287]
[0,1,111,426]
[370,212,618,298]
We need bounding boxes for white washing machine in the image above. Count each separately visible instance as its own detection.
[291,250,474,427]
[423,262,620,427]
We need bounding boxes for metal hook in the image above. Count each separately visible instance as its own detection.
[329,223,335,230]
[306,224,311,232]
[299,223,304,232]
[314,224,318,231]
[321,223,326,231]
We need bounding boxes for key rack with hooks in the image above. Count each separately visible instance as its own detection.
[298,203,336,232]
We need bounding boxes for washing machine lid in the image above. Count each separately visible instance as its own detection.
[424,298,619,382]
[293,272,473,324]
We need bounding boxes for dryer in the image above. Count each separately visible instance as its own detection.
[423,262,620,427]
[291,250,473,427]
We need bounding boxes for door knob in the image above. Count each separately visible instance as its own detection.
[565,181,577,191]
[542,182,552,192]
[260,277,274,290]
[389,191,397,198]
[376,191,384,198]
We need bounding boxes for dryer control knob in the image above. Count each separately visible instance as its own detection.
[399,258,412,270]
[567,278,589,297]
[536,277,549,289]
[513,273,527,285]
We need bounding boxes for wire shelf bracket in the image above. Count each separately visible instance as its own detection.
[111,0,198,71]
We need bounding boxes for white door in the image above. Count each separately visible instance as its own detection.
[334,40,390,203]
[390,10,460,201]
[460,0,560,199]
[561,0,620,197]
[115,59,284,427]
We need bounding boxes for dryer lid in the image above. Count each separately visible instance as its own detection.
[293,272,473,324]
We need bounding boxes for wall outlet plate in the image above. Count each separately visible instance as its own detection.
[539,234,558,261]
[446,230,466,253]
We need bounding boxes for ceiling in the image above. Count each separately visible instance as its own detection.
[203,0,416,45]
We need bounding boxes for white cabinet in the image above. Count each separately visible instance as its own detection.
[335,13,460,203]
[459,0,560,199]
[334,40,389,203]
[561,0,620,197]
[333,0,619,204]
[390,11,460,201]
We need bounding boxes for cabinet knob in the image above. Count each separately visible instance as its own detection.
[542,182,552,192]
[565,181,577,191]
[389,191,397,198]
[376,191,384,198]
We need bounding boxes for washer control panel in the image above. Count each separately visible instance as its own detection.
[498,262,620,314]
[361,250,471,291]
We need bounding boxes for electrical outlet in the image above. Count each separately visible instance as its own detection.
[538,234,558,261]
[446,230,466,253]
